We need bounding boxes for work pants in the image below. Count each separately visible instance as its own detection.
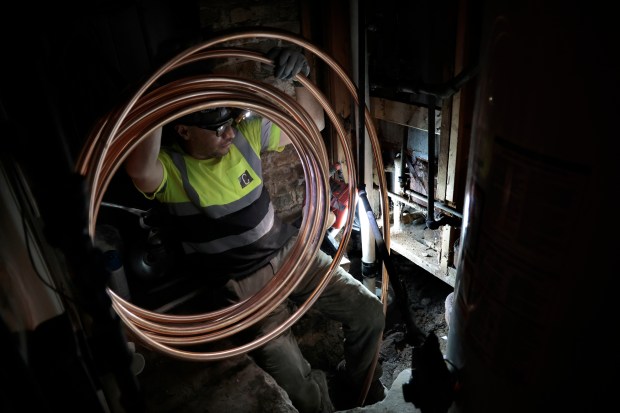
[223,235,385,413]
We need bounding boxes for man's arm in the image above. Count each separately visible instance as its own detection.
[279,85,325,147]
[124,127,164,194]
[267,47,325,147]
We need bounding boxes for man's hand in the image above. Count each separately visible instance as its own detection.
[267,47,310,80]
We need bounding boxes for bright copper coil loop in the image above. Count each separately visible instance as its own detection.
[76,30,390,403]
[107,94,329,338]
[80,71,335,354]
[100,92,330,356]
[112,92,330,339]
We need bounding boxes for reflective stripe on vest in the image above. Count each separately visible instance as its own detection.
[182,202,276,254]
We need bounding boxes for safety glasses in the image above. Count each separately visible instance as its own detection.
[197,118,234,137]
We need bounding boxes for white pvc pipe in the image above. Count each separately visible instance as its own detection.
[350,0,376,268]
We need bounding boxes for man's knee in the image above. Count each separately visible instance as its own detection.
[287,376,321,413]
[367,296,386,335]
[251,333,322,413]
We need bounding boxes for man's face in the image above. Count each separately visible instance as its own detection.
[182,122,236,159]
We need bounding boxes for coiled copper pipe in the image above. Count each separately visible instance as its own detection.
[75,31,390,371]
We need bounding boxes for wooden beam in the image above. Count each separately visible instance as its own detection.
[390,233,457,287]
[370,97,441,132]
[436,96,453,202]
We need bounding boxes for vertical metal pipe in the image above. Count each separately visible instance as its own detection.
[425,94,438,229]
[356,0,366,185]
[392,155,403,232]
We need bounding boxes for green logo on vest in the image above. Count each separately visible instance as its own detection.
[239,170,253,188]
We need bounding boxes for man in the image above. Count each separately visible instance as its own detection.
[125,46,385,413]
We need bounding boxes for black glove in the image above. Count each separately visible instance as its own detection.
[266,46,310,80]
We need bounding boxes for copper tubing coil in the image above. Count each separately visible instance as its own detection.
[76,30,391,394]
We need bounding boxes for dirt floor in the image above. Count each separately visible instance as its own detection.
[131,233,454,412]
[326,242,455,390]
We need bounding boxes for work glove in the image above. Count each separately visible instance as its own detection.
[266,46,310,80]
